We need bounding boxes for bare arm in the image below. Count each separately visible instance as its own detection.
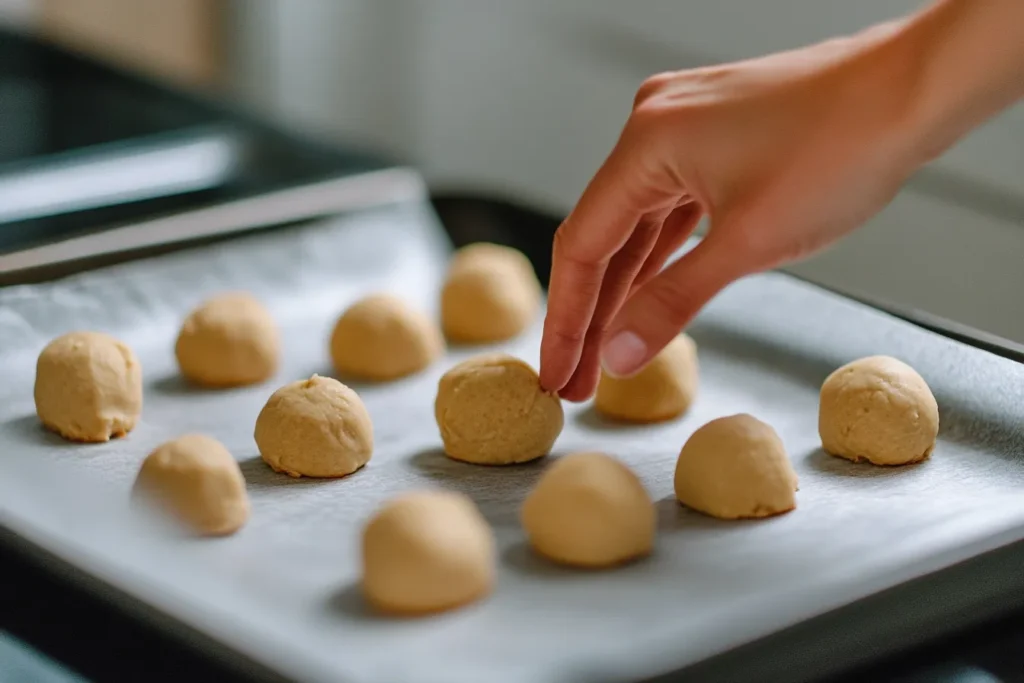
[539,0,1024,400]
[902,0,1024,165]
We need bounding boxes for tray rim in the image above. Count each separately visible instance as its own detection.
[3,257,1024,683]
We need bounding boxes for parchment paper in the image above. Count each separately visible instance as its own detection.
[2,198,1024,683]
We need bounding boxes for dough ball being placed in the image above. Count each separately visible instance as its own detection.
[362,490,494,615]
[435,353,563,465]
[330,293,444,381]
[254,374,373,478]
[522,452,654,568]
[175,292,280,388]
[819,355,939,466]
[133,434,249,536]
[34,331,142,442]
[675,414,798,520]
[441,243,541,343]
[595,334,699,423]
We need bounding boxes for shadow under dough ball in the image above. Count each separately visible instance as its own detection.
[595,334,699,423]
[175,292,280,388]
[819,355,939,466]
[675,414,798,520]
[34,331,143,442]
[361,490,495,616]
[434,353,564,465]
[522,452,655,568]
[440,243,542,344]
[132,434,249,537]
[330,293,444,381]
[254,374,373,478]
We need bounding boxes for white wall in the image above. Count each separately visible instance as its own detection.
[0,0,35,27]
[229,0,419,160]
[224,1,1024,343]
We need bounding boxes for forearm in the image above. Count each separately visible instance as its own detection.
[896,0,1024,165]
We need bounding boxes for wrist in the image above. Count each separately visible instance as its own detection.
[884,0,1024,168]
[813,17,935,181]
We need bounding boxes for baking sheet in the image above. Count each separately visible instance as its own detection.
[2,198,1024,683]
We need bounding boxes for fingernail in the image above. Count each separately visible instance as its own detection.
[601,331,647,378]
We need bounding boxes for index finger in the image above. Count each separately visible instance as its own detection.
[540,144,652,393]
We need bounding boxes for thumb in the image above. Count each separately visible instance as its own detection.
[600,234,743,377]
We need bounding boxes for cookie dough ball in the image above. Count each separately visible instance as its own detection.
[435,353,563,465]
[133,434,249,536]
[675,414,798,519]
[34,331,142,442]
[595,334,699,423]
[440,243,541,343]
[819,355,939,466]
[175,292,280,388]
[362,490,494,615]
[330,293,444,381]
[522,452,654,568]
[254,374,373,478]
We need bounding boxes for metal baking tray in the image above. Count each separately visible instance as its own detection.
[1,193,1024,683]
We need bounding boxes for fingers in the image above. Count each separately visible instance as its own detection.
[558,209,668,402]
[601,233,743,378]
[630,202,704,294]
[540,142,668,394]
[539,230,607,395]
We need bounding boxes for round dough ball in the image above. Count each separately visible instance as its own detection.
[362,490,494,615]
[595,334,699,423]
[254,374,373,478]
[435,353,563,465]
[522,452,654,568]
[175,292,280,388]
[133,434,249,536]
[440,243,541,343]
[330,293,444,381]
[675,414,798,519]
[819,355,939,466]
[34,331,142,442]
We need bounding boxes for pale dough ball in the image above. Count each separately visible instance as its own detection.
[675,414,798,519]
[362,490,494,615]
[595,334,699,423]
[330,293,444,381]
[254,374,373,478]
[440,243,541,343]
[34,331,142,442]
[175,292,280,388]
[435,353,563,465]
[522,452,654,568]
[819,355,939,466]
[133,434,249,536]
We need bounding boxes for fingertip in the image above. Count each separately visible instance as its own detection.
[538,337,573,396]
[538,358,567,396]
[557,361,602,403]
[556,384,593,403]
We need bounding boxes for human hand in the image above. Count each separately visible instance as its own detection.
[539,19,925,401]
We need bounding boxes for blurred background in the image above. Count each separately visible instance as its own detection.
[1,0,1022,343]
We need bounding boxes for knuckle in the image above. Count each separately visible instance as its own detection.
[550,324,587,347]
[553,222,602,272]
[552,222,579,261]
[626,100,678,144]
[552,223,580,265]
[630,98,670,126]
[635,214,663,239]
[633,71,675,110]
[588,319,611,338]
